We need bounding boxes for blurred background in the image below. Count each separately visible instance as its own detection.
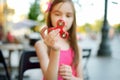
[0,0,120,80]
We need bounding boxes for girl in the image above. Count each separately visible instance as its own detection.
[34,0,83,80]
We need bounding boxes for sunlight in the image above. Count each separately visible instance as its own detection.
[6,0,120,26]
[108,0,120,25]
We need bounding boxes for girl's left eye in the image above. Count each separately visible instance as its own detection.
[66,14,73,18]
[66,15,71,17]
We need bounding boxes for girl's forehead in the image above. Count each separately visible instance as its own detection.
[52,2,74,13]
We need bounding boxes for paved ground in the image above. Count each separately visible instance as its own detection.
[87,56,120,80]
[83,34,120,80]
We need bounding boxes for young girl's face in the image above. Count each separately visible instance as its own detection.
[50,1,74,31]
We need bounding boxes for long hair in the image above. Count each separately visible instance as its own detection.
[47,0,79,66]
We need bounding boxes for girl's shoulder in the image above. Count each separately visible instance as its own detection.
[34,40,44,47]
[34,40,48,51]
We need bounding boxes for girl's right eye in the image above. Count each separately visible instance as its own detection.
[54,12,61,16]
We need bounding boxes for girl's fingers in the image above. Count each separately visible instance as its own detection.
[48,29,60,39]
[59,64,71,71]
[40,27,48,39]
[41,28,60,49]
[46,29,60,45]
[59,69,72,76]
[59,64,72,77]
[61,76,71,80]
[54,32,60,42]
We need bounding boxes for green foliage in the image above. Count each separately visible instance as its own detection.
[84,23,92,32]
[28,0,45,32]
[115,24,120,32]
[28,0,40,20]
[77,25,86,33]
[77,19,103,33]
[93,19,103,32]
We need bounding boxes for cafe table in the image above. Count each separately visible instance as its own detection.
[0,43,23,73]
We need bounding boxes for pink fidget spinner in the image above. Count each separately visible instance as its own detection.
[48,19,69,39]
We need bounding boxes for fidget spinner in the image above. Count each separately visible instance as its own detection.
[48,19,69,39]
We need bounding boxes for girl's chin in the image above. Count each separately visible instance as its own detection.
[63,27,67,31]
[64,28,69,31]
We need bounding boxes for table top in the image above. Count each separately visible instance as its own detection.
[0,43,24,51]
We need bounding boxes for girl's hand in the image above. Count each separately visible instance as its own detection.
[59,64,73,80]
[40,27,60,50]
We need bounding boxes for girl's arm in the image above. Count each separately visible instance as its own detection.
[34,40,60,80]
[46,48,60,80]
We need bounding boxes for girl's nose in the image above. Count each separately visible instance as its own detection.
[60,17,67,26]
[61,16,66,21]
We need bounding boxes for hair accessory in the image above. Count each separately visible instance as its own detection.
[45,1,52,12]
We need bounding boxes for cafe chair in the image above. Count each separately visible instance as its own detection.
[0,50,11,80]
[18,50,40,80]
[82,49,91,80]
